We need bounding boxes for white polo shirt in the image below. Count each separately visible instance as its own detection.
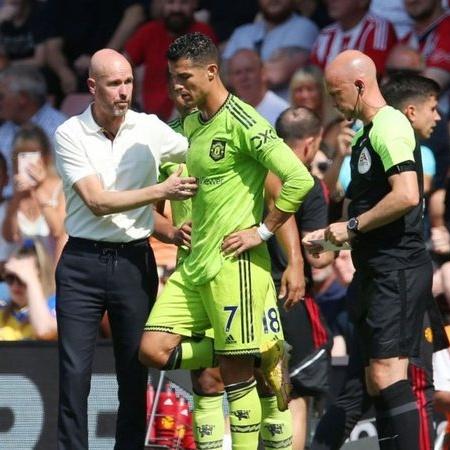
[55,105,188,242]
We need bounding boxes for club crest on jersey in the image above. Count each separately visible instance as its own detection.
[209,139,226,161]
[358,148,371,174]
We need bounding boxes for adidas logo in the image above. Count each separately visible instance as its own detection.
[225,334,236,344]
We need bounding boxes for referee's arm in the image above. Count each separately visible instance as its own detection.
[356,169,419,233]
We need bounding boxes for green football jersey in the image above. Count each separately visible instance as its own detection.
[159,117,192,228]
[181,94,313,285]
[158,117,192,264]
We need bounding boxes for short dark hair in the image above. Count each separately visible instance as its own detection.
[275,107,322,141]
[381,74,440,110]
[167,32,218,65]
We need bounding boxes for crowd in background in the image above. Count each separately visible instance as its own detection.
[1,0,450,444]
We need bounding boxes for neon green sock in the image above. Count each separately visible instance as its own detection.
[193,393,225,450]
[260,395,293,450]
[179,338,215,370]
[226,379,261,450]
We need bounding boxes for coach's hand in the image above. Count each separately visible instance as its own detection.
[279,263,305,310]
[221,227,262,257]
[162,165,198,200]
[325,222,349,246]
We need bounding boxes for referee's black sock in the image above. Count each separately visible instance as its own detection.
[373,380,420,450]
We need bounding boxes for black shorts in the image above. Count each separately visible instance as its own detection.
[348,262,432,363]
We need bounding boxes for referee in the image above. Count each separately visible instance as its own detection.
[304,50,432,450]
[54,49,197,450]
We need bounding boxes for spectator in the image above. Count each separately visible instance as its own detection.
[0,0,47,68]
[289,65,338,128]
[222,0,319,98]
[0,152,16,271]
[370,0,414,38]
[0,239,56,341]
[228,48,288,126]
[2,124,65,263]
[403,0,450,90]
[124,0,217,120]
[43,0,146,97]
[384,43,425,80]
[310,0,398,77]
[198,0,259,43]
[295,0,332,29]
[0,64,66,194]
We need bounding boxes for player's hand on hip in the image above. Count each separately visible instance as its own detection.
[279,264,305,310]
[221,227,262,257]
[176,221,192,248]
[162,164,197,200]
[325,222,349,245]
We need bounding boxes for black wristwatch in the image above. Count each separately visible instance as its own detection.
[347,217,361,235]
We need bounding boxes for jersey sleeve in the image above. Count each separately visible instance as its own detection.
[156,117,189,165]
[370,112,416,173]
[239,118,314,213]
[54,126,96,186]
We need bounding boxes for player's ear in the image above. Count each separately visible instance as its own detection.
[403,104,416,123]
[87,78,96,96]
[206,63,218,81]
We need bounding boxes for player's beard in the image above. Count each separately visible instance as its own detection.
[164,13,193,34]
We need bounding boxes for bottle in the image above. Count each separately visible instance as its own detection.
[155,384,177,447]
[146,383,156,442]
[182,405,196,450]
[175,395,189,445]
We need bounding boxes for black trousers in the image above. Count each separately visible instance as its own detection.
[56,237,158,450]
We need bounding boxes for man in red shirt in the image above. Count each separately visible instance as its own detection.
[403,0,450,89]
[124,0,217,120]
[310,0,397,77]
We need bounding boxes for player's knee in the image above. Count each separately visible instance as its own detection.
[191,368,224,395]
[368,359,406,392]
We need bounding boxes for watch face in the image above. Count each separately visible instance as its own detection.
[348,218,358,230]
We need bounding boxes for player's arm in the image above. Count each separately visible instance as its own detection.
[152,209,191,247]
[265,172,305,309]
[222,128,313,255]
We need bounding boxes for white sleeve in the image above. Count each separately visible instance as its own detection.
[54,127,96,186]
[433,348,450,391]
[157,119,189,165]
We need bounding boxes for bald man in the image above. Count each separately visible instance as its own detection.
[54,49,197,450]
[304,50,432,450]
[228,49,289,126]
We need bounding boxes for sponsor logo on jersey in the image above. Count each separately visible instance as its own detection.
[357,148,371,174]
[209,139,226,161]
[197,176,225,186]
[250,128,277,150]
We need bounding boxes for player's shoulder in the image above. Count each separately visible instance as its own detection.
[224,94,266,130]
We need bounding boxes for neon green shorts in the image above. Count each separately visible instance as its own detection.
[145,249,280,356]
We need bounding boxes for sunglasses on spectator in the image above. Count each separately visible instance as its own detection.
[4,273,25,287]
